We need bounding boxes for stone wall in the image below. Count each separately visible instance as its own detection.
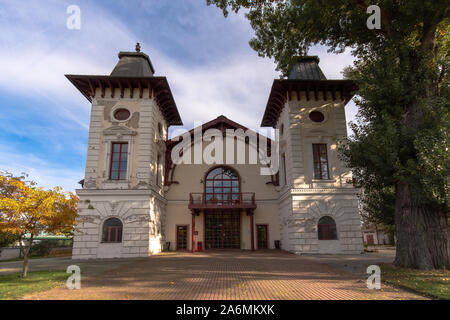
[73,190,165,259]
[279,190,363,254]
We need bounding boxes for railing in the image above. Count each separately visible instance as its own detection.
[188,192,256,210]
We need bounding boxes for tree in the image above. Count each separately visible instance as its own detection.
[0,172,78,277]
[0,231,19,247]
[359,186,395,227]
[207,0,449,269]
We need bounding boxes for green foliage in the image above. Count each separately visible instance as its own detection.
[0,232,19,247]
[341,45,450,209]
[29,240,52,257]
[29,239,73,257]
[207,0,449,213]
[208,1,449,268]
[360,186,395,226]
[207,1,449,74]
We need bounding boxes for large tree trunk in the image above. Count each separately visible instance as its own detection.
[392,28,450,269]
[393,181,449,269]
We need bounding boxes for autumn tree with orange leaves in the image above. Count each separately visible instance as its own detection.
[0,172,78,277]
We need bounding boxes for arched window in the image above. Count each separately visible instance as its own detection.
[205,166,240,205]
[102,218,123,243]
[318,216,337,240]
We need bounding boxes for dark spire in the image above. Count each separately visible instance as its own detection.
[288,56,327,80]
[110,45,155,77]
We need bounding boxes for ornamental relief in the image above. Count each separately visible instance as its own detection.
[103,125,137,137]
[302,199,345,222]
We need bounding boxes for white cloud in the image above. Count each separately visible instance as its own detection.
[0,145,83,192]
[0,0,358,191]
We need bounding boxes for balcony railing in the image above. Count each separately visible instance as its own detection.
[188,192,256,210]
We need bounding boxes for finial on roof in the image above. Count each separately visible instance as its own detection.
[135,42,141,52]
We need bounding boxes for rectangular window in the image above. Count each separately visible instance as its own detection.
[281,153,287,186]
[312,144,330,180]
[110,142,128,180]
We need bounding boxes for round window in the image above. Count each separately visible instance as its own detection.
[113,108,131,121]
[309,111,325,123]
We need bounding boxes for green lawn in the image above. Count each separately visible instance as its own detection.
[0,251,72,263]
[0,270,67,300]
[381,264,450,300]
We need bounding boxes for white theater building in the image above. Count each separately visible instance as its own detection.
[69,45,364,259]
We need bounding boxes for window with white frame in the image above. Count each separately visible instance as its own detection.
[312,143,330,180]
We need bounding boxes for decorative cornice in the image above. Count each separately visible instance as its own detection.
[289,188,358,194]
[279,187,359,202]
[76,188,167,204]
[103,125,137,136]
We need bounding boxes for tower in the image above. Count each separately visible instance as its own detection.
[67,44,182,258]
[261,56,364,254]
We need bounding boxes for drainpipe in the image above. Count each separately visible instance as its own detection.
[192,213,196,253]
[250,212,255,251]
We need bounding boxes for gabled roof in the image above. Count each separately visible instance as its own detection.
[166,115,273,148]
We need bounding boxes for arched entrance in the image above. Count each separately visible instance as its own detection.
[204,166,241,249]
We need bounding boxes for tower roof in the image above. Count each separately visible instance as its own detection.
[66,44,182,126]
[260,56,357,127]
[288,56,327,80]
[110,42,155,76]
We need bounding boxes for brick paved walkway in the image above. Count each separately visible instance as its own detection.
[25,250,425,300]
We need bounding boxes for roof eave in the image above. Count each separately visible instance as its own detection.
[65,74,183,126]
[260,79,358,127]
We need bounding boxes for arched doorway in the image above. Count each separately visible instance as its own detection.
[204,166,241,249]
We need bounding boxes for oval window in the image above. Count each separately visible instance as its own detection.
[113,108,131,121]
[309,111,325,123]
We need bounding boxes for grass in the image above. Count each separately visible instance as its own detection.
[0,251,72,263]
[381,264,450,300]
[0,270,67,300]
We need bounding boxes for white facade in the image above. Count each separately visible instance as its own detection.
[71,50,363,259]
[275,92,364,254]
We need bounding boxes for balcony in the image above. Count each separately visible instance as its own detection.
[188,192,256,210]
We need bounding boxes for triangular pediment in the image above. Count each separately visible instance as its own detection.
[166,115,273,148]
[103,125,137,136]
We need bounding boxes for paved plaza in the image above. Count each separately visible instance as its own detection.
[6,250,425,300]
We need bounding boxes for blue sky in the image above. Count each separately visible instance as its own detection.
[0,0,357,191]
